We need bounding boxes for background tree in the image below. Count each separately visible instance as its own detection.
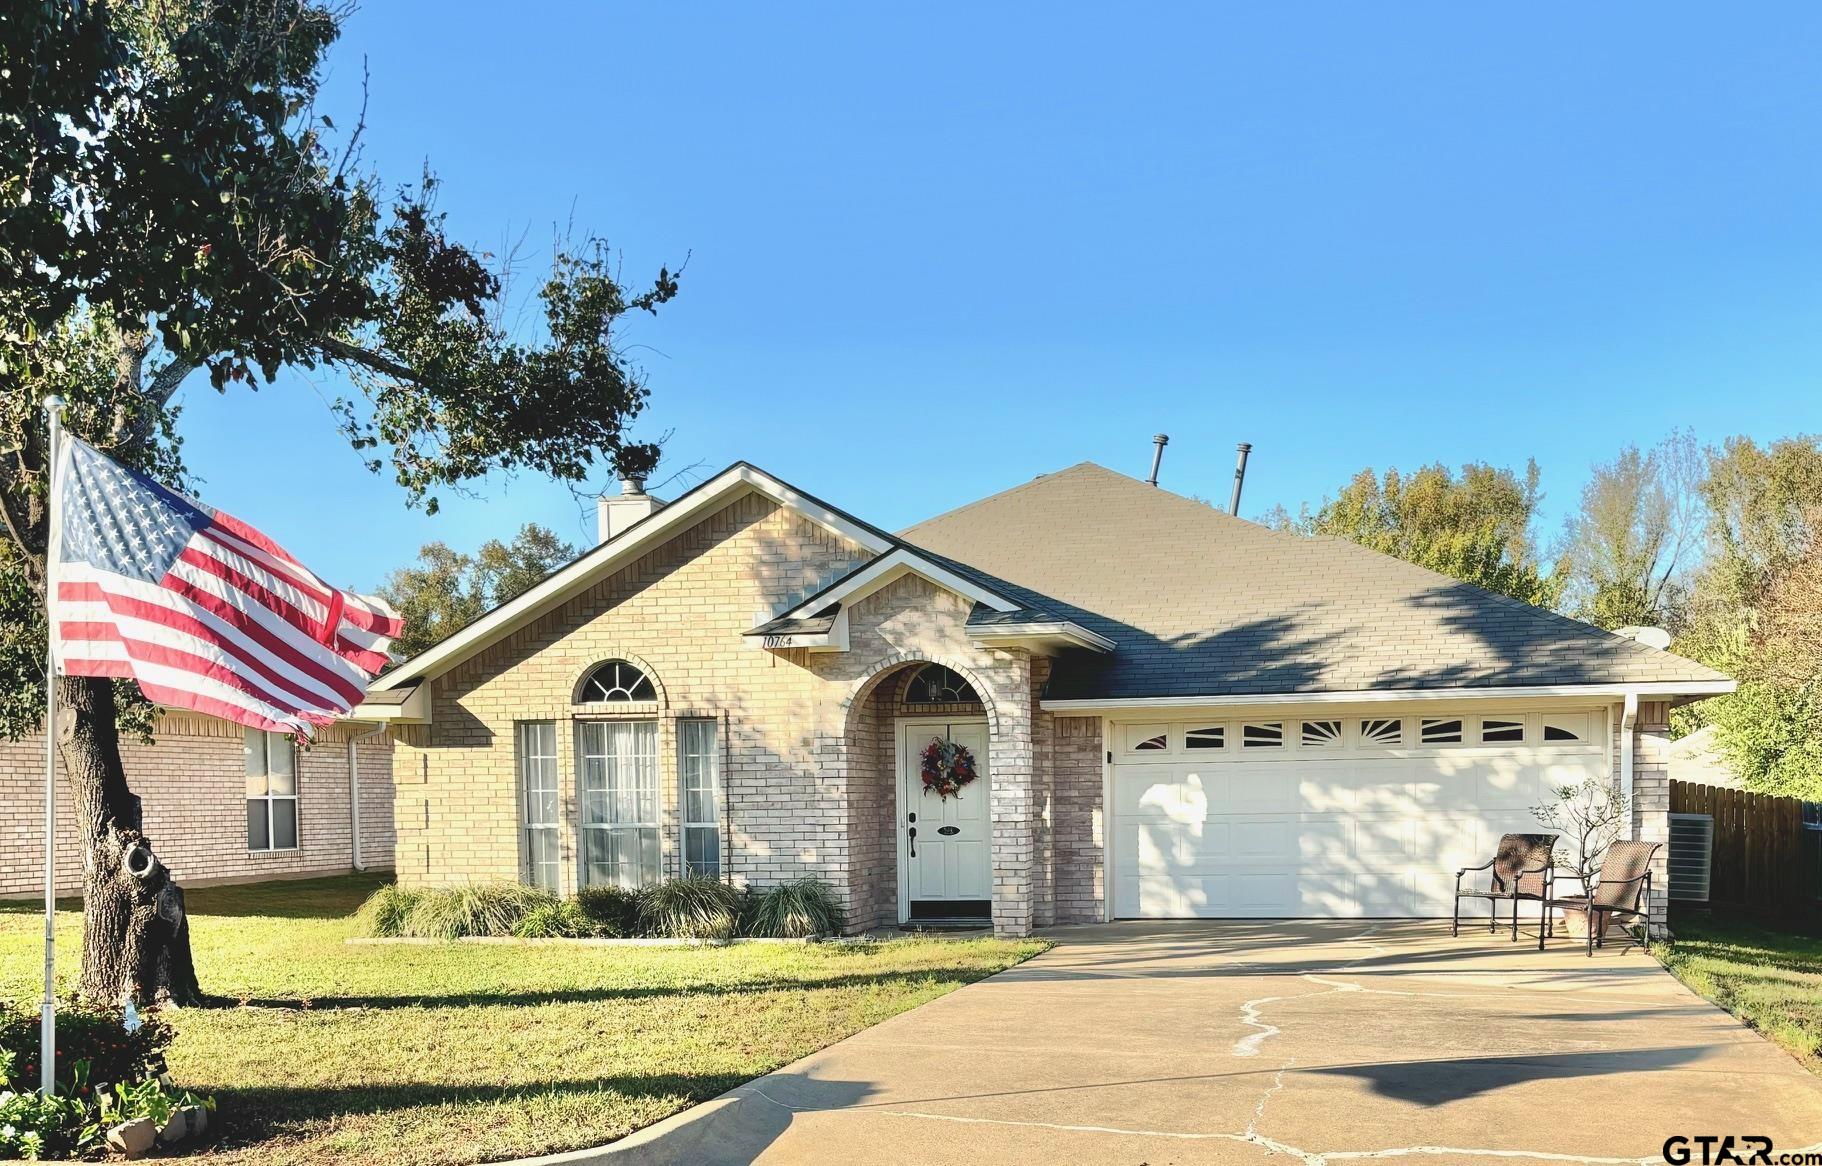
[1556,430,1704,631]
[1,2,676,1004]
[1267,460,1559,606]
[379,524,578,660]
[1676,436,1822,796]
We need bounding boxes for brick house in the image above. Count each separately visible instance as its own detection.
[1,713,394,898]
[366,462,1731,936]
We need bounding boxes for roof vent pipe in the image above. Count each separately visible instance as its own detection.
[1146,434,1169,487]
[1230,442,1252,515]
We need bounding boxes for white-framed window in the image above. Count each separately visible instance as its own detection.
[679,719,721,876]
[1122,723,1171,753]
[1420,717,1464,744]
[244,728,298,852]
[1540,713,1590,743]
[1301,719,1343,747]
[1184,725,1226,750]
[1360,717,1403,745]
[518,721,561,892]
[1480,718,1525,743]
[1242,722,1285,748]
[579,659,656,703]
[578,720,660,888]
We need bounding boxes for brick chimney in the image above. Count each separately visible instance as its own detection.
[598,476,663,543]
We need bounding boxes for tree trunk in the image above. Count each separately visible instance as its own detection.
[58,676,202,1007]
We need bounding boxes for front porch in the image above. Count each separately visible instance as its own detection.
[835,658,1038,935]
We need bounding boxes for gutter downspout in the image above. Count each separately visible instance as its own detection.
[1618,691,1639,839]
[348,723,388,872]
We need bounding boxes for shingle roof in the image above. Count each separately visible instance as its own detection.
[900,462,1730,700]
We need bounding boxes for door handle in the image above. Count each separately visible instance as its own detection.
[907,825,917,858]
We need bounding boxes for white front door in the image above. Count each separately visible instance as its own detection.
[898,720,991,920]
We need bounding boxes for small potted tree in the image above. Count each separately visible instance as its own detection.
[1530,779,1630,940]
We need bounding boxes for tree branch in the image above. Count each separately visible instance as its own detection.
[145,361,196,409]
[319,335,419,384]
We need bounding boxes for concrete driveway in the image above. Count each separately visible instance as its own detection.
[554,920,1822,1165]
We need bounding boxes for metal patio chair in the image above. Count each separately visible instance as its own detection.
[1453,833,1557,942]
[1539,839,1661,956]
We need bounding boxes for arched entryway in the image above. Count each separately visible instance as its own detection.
[841,659,997,930]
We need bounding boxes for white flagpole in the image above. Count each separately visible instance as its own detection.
[41,394,62,1098]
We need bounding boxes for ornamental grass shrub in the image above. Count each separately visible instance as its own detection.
[637,875,744,940]
[574,884,641,937]
[357,882,557,939]
[745,878,844,938]
[511,900,592,939]
[354,883,419,937]
[403,883,558,939]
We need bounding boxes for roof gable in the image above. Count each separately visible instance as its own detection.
[902,462,1731,700]
[372,463,891,690]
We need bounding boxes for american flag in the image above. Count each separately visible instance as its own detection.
[49,436,402,736]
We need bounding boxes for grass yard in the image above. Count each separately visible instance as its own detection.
[1656,911,1822,1072]
[0,874,1045,1165]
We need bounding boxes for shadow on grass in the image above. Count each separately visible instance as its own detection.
[184,872,394,920]
[0,872,391,920]
[206,967,996,1011]
[199,1070,881,1164]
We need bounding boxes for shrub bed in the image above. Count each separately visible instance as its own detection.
[358,877,846,941]
[0,1001,211,1160]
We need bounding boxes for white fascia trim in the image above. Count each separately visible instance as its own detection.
[374,464,892,690]
[1040,679,1736,713]
[778,547,1021,621]
[969,621,1116,653]
[1619,691,1639,840]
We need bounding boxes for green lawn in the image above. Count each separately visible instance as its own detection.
[0,874,1045,1165]
[1656,911,1822,1071]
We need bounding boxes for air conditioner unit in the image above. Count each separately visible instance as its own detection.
[1668,813,1714,902]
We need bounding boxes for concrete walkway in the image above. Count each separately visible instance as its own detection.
[533,920,1822,1165]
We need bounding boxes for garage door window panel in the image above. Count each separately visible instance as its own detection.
[1122,724,1171,753]
[1242,722,1284,748]
[1184,726,1226,750]
[1360,718,1404,746]
[1300,720,1343,747]
[1541,714,1589,743]
[1480,718,1526,744]
[1420,718,1463,745]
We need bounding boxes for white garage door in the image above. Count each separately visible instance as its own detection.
[1110,710,1608,918]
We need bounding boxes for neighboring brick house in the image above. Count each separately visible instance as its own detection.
[366,462,1732,936]
[0,713,395,898]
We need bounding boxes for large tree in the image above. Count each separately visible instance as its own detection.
[1555,431,1704,631]
[1677,436,1822,796]
[1268,460,1559,606]
[379,523,577,660]
[1,2,676,1004]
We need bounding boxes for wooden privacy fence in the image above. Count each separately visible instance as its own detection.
[1670,780,1820,920]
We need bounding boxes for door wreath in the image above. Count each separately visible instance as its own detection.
[920,737,979,799]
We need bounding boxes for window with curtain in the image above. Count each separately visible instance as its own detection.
[577,720,659,888]
[518,721,561,892]
[679,719,721,876]
[245,728,298,851]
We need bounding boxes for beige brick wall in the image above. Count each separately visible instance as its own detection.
[397,490,1052,935]
[0,713,395,898]
[1634,701,1672,932]
[1052,715,1105,923]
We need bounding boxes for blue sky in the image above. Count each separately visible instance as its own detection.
[174,3,1822,591]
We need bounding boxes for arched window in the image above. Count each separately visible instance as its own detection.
[579,659,656,703]
[903,663,979,705]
